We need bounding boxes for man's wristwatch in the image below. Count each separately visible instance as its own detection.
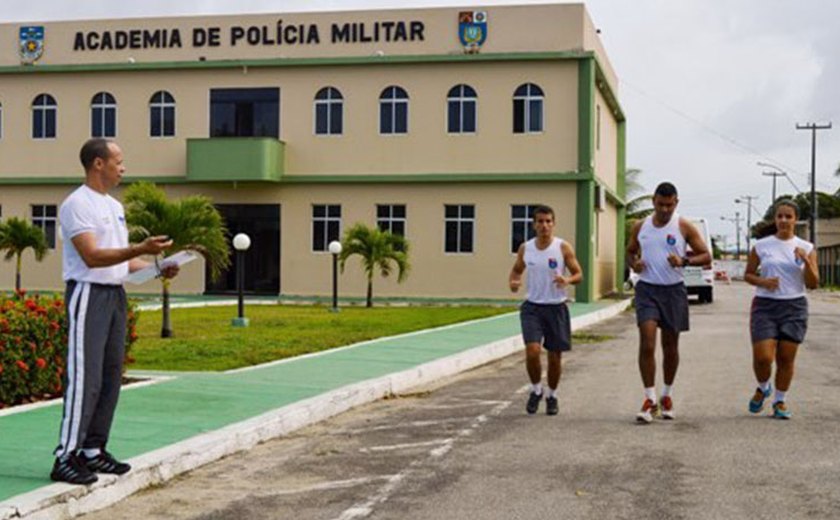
[681,256,691,267]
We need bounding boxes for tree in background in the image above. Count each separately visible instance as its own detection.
[124,182,230,337]
[624,167,654,248]
[339,223,410,308]
[0,217,48,292]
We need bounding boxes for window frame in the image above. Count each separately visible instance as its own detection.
[443,204,475,255]
[512,83,544,134]
[376,204,407,238]
[31,204,57,249]
[510,204,540,254]
[31,94,58,140]
[149,90,176,139]
[311,204,342,253]
[313,86,344,136]
[446,84,478,135]
[379,86,409,136]
[91,91,117,138]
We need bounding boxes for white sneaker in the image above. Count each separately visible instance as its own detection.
[636,398,659,424]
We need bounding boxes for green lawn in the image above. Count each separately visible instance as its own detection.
[130,304,516,371]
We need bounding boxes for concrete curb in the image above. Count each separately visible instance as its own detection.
[1,299,630,519]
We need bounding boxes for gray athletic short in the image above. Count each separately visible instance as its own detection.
[634,280,689,332]
[750,296,808,344]
[520,301,571,352]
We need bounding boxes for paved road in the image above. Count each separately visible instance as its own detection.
[83,283,840,520]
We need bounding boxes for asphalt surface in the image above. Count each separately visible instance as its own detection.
[82,283,840,520]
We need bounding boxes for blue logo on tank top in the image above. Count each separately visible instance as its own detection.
[666,234,676,246]
[548,258,558,269]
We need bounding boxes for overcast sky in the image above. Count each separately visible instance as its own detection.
[3,0,839,250]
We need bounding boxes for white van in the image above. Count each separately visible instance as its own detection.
[684,217,714,303]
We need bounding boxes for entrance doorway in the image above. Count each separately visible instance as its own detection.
[205,204,280,295]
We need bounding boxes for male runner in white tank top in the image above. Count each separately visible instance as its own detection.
[626,182,711,423]
[509,205,582,416]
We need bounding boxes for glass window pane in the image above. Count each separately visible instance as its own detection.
[315,104,328,134]
[445,222,458,252]
[105,109,116,137]
[512,222,525,252]
[330,103,342,134]
[313,222,325,251]
[92,108,102,137]
[393,205,406,218]
[395,103,407,133]
[163,107,175,136]
[513,99,524,133]
[445,205,458,219]
[380,102,393,133]
[377,220,389,232]
[33,110,43,138]
[460,222,473,252]
[448,100,460,133]
[392,221,405,236]
[463,101,476,133]
[512,205,525,219]
[529,100,543,132]
[45,221,56,248]
[328,205,341,217]
[327,221,340,242]
[150,107,161,136]
[313,205,325,217]
[45,110,56,138]
[461,205,475,219]
[46,205,56,217]
[32,205,43,217]
[377,205,389,218]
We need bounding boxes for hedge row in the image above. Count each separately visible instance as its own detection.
[0,290,139,408]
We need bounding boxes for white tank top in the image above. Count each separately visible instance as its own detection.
[638,214,686,286]
[754,235,814,300]
[524,237,567,304]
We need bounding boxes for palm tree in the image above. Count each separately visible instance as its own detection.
[624,167,653,242]
[339,223,410,308]
[0,217,48,292]
[123,182,230,337]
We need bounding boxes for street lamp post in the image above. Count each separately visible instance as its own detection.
[721,213,742,260]
[232,233,251,327]
[735,196,758,255]
[328,240,343,313]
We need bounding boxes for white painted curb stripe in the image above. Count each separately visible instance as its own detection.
[0,299,630,520]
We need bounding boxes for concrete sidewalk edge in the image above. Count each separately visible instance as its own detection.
[1,299,630,520]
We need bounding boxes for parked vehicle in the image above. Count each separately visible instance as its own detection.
[684,216,714,303]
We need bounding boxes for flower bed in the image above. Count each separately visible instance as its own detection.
[0,290,139,408]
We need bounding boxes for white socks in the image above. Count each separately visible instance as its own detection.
[82,448,101,458]
[531,383,543,395]
[644,387,657,402]
[661,385,673,398]
[547,388,558,399]
[758,380,771,393]
[773,389,786,404]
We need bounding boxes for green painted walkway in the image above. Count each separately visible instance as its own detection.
[0,302,608,502]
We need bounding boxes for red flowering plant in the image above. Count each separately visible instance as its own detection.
[0,291,140,408]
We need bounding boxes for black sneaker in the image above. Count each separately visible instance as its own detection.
[50,454,98,485]
[526,392,542,414]
[546,396,559,416]
[80,450,132,475]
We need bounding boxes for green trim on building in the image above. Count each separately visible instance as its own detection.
[597,180,625,208]
[0,51,595,75]
[575,180,596,303]
[615,120,627,289]
[0,171,590,186]
[187,138,285,182]
[577,58,595,178]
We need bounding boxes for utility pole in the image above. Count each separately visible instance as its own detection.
[762,170,785,202]
[735,196,758,254]
[721,212,743,260]
[796,121,832,245]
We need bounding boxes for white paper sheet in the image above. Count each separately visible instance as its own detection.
[124,250,198,285]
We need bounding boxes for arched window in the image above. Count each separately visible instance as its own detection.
[379,86,409,135]
[32,94,57,139]
[91,92,117,138]
[149,90,176,137]
[314,87,343,135]
[447,84,477,134]
[513,83,544,133]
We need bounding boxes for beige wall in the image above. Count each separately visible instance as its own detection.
[0,181,583,300]
[1,4,613,73]
[594,202,617,296]
[0,61,579,177]
[593,88,618,193]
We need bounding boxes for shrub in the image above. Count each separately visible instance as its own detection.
[0,290,139,408]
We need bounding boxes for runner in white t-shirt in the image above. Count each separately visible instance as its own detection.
[51,139,178,485]
[744,200,819,420]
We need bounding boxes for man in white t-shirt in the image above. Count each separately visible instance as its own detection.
[51,138,178,485]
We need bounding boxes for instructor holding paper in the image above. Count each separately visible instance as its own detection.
[51,138,178,485]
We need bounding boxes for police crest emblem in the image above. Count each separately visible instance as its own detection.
[19,26,45,64]
[458,11,487,53]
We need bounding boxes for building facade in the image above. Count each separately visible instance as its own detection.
[0,4,626,302]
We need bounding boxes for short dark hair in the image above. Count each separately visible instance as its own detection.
[80,138,113,171]
[532,205,555,221]
[654,182,678,198]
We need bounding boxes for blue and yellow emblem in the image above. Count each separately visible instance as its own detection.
[19,26,45,64]
[458,11,487,53]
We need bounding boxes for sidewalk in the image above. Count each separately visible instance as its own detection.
[0,299,629,519]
